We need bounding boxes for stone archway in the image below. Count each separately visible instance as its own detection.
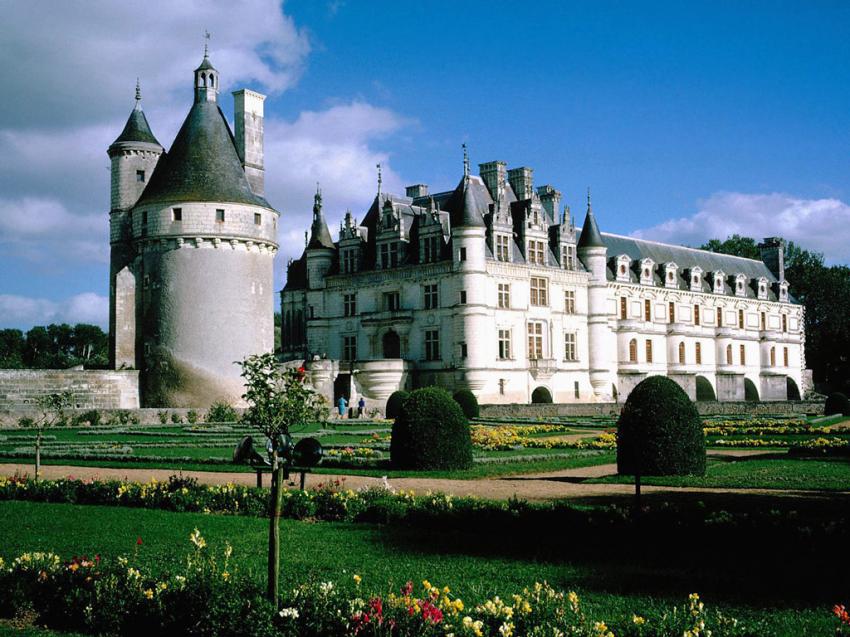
[744,378,760,402]
[531,386,553,403]
[786,377,801,401]
[696,375,716,401]
[382,330,400,359]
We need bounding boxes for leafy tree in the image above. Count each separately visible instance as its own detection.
[25,390,74,481]
[238,354,326,606]
[273,312,282,353]
[700,234,760,260]
[0,329,25,368]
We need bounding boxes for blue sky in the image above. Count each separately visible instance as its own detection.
[1,1,849,329]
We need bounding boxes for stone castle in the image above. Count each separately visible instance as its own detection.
[108,50,278,407]
[281,156,806,410]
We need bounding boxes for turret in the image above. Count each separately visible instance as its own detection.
[306,187,335,289]
[194,43,218,103]
[577,190,613,400]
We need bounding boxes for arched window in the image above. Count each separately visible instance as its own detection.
[209,74,214,87]
[628,339,637,362]
[645,339,653,363]
[770,347,776,366]
[726,344,733,365]
[695,342,702,364]
[201,72,207,86]
[678,341,686,364]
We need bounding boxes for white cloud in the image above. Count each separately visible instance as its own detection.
[0,293,108,329]
[631,192,850,264]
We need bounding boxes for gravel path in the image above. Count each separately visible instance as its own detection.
[3,451,848,503]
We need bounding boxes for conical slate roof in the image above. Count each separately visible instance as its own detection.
[135,101,270,209]
[444,175,488,228]
[308,192,335,249]
[111,107,161,147]
[577,206,605,249]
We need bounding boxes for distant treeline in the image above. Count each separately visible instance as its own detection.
[0,324,108,370]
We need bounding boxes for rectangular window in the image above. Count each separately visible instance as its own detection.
[782,314,788,333]
[216,209,225,223]
[646,339,653,363]
[423,236,440,263]
[425,330,440,361]
[644,299,651,322]
[784,347,789,367]
[343,249,358,273]
[459,247,467,261]
[459,290,467,305]
[564,332,577,361]
[496,235,510,262]
[343,293,357,317]
[498,283,511,309]
[342,335,357,361]
[574,381,580,399]
[172,208,182,221]
[760,312,766,331]
[695,342,702,364]
[254,213,262,225]
[716,307,723,327]
[740,344,746,365]
[424,284,439,309]
[564,289,576,314]
[621,297,628,320]
[530,277,548,306]
[738,309,745,329]
[528,239,546,265]
[669,302,675,323]
[694,305,701,326]
[136,170,145,182]
[527,321,544,360]
[460,342,468,359]
[383,291,400,312]
[562,244,576,270]
[498,329,512,360]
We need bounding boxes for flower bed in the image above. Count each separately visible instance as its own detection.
[0,530,793,637]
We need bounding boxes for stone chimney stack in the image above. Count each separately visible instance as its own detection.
[405,184,429,199]
[233,89,266,196]
[759,237,785,281]
[479,161,507,200]
[507,166,534,200]
[537,184,561,224]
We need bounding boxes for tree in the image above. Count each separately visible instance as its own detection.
[0,329,25,369]
[26,390,74,481]
[238,354,325,606]
[700,234,760,260]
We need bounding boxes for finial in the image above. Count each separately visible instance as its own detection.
[204,30,211,57]
[304,231,308,247]
[313,183,322,217]
[462,143,469,178]
[586,187,592,212]
[135,78,141,103]
[376,163,382,197]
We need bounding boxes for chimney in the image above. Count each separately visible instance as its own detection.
[233,89,266,196]
[507,166,534,200]
[479,161,507,199]
[759,237,785,281]
[537,185,561,224]
[405,184,429,199]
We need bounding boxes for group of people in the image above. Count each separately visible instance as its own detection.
[337,395,367,419]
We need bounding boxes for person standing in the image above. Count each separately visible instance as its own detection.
[337,396,347,418]
[358,396,366,418]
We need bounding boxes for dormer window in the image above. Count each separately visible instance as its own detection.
[639,259,654,286]
[757,277,769,300]
[616,255,631,282]
[713,271,726,294]
[664,263,679,289]
[561,244,576,270]
[496,234,511,262]
[689,267,703,292]
[422,235,440,263]
[380,242,399,268]
[779,281,789,302]
[735,274,747,297]
[342,248,359,274]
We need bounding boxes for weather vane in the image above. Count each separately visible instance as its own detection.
[204,29,211,56]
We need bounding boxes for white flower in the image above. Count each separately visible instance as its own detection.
[279,607,299,619]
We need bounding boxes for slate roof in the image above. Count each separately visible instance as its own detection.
[308,213,335,250]
[442,176,490,228]
[576,208,604,249]
[135,101,271,209]
[111,106,161,147]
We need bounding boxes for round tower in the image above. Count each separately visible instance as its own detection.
[107,80,163,369]
[123,51,278,407]
[305,187,335,290]
[577,192,614,400]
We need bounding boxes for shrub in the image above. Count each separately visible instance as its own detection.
[170,412,183,424]
[157,410,169,424]
[617,376,706,476]
[186,410,199,424]
[72,410,101,427]
[825,392,850,416]
[385,390,409,420]
[452,389,480,419]
[390,387,473,470]
[17,416,35,428]
[207,401,239,423]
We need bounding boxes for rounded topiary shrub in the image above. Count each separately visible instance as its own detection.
[390,387,473,470]
[385,390,409,420]
[825,392,850,416]
[452,389,480,419]
[617,376,706,476]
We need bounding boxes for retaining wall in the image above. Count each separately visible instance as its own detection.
[479,400,824,419]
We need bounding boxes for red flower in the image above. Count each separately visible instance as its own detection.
[835,604,850,625]
[401,581,413,596]
[136,537,143,546]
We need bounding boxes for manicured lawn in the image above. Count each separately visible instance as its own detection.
[590,455,850,491]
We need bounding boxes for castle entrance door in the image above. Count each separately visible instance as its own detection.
[382,330,400,358]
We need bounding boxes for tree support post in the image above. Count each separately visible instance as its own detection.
[267,454,284,607]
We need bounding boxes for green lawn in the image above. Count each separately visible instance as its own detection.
[591,455,850,491]
[0,500,841,636]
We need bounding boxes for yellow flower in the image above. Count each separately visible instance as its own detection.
[632,615,646,625]
[144,588,154,600]
[353,574,362,586]
[189,528,206,549]
[222,571,230,581]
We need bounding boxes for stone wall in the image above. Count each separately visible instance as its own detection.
[0,370,140,424]
[480,400,824,419]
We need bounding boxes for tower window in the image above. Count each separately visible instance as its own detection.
[460,342,468,359]
[782,314,788,332]
[459,247,467,262]
[141,210,148,225]
[717,307,723,327]
[740,344,746,365]
[784,347,789,367]
[136,170,145,182]
[254,213,262,225]
[620,297,628,320]
[669,302,675,323]
[738,309,745,329]
[216,209,225,223]
[172,208,182,221]
[694,305,700,326]
[760,312,766,331]
[628,338,637,363]
[644,299,651,322]
[678,341,686,364]
[726,344,733,365]
[459,290,467,305]
[770,347,776,366]
[646,339,653,363]
[695,342,702,364]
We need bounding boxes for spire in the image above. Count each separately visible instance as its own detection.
[376,163,382,198]
[110,79,161,148]
[462,143,469,178]
[134,78,141,109]
[307,182,334,250]
[194,32,218,103]
[577,186,605,249]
